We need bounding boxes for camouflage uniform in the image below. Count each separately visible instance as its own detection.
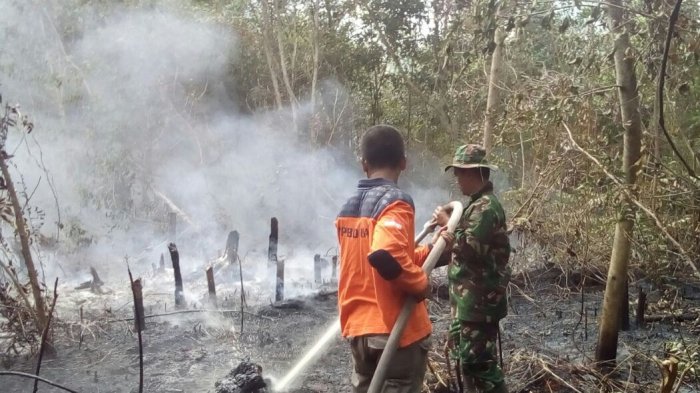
[445,145,511,393]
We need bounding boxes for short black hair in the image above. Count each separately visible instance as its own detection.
[360,125,405,169]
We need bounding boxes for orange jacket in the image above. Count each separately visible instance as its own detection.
[336,178,431,348]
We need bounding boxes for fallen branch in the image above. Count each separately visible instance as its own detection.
[0,371,80,393]
[645,313,698,322]
[539,360,584,393]
[673,360,697,393]
[107,309,273,323]
[563,122,700,278]
[427,360,448,389]
[33,278,58,393]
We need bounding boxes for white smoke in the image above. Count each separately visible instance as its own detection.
[0,0,450,294]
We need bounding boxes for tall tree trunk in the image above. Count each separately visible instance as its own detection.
[483,5,505,153]
[260,0,283,110]
[310,0,321,143]
[0,156,48,332]
[596,0,643,365]
[274,0,298,132]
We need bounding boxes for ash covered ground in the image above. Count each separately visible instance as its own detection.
[2,253,699,393]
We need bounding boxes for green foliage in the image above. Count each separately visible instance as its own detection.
[4,0,699,279]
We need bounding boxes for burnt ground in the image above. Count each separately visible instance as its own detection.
[2,265,699,393]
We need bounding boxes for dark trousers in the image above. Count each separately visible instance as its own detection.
[349,335,430,393]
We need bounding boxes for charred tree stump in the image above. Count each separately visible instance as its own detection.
[314,254,321,284]
[127,265,144,393]
[75,267,104,292]
[267,218,278,303]
[133,279,146,332]
[276,258,284,302]
[168,212,177,241]
[90,267,103,286]
[168,243,184,307]
[90,266,103,293]
[207,267,217,307]
[227,230,240,279]
[226,231,240,264]
[620,279,630,331]
[268,218,278,276]
[331,256,338,282]
[637,287,646,327]
[159,253,165,273]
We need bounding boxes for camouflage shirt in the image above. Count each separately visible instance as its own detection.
[449,181,511,323]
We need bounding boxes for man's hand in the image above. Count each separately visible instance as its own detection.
[432,226,455,250]
[432,205,452,227]
[414,281,433,302]
[431,227,455,267]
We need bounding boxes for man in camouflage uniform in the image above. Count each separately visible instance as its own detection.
[433,144,511,393]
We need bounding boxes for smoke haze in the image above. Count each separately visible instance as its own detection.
[0,0,452,292]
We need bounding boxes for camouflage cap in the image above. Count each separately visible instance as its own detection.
[444,144,498,172]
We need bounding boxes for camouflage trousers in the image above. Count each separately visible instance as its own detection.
[449,320,505,392]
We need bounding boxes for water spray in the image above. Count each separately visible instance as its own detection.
[272,319,341,391]
[272,203,462,392]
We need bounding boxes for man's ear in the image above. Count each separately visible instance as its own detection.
[361,159,370,174]
[399,156,407,171]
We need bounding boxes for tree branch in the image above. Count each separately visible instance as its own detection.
[563,122,700,278]
[0,371,80,393]
[656,0,697,179]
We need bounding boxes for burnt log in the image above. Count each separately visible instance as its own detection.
[214,361,268,393]
[645,313,698,322]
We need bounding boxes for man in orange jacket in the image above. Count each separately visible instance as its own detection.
[336,125,452,393]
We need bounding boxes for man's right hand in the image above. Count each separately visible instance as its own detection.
[414,281,432,302]
[432,205,453,227]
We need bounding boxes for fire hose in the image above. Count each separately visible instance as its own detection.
[366,200,463,393]
[273,201,463,392]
